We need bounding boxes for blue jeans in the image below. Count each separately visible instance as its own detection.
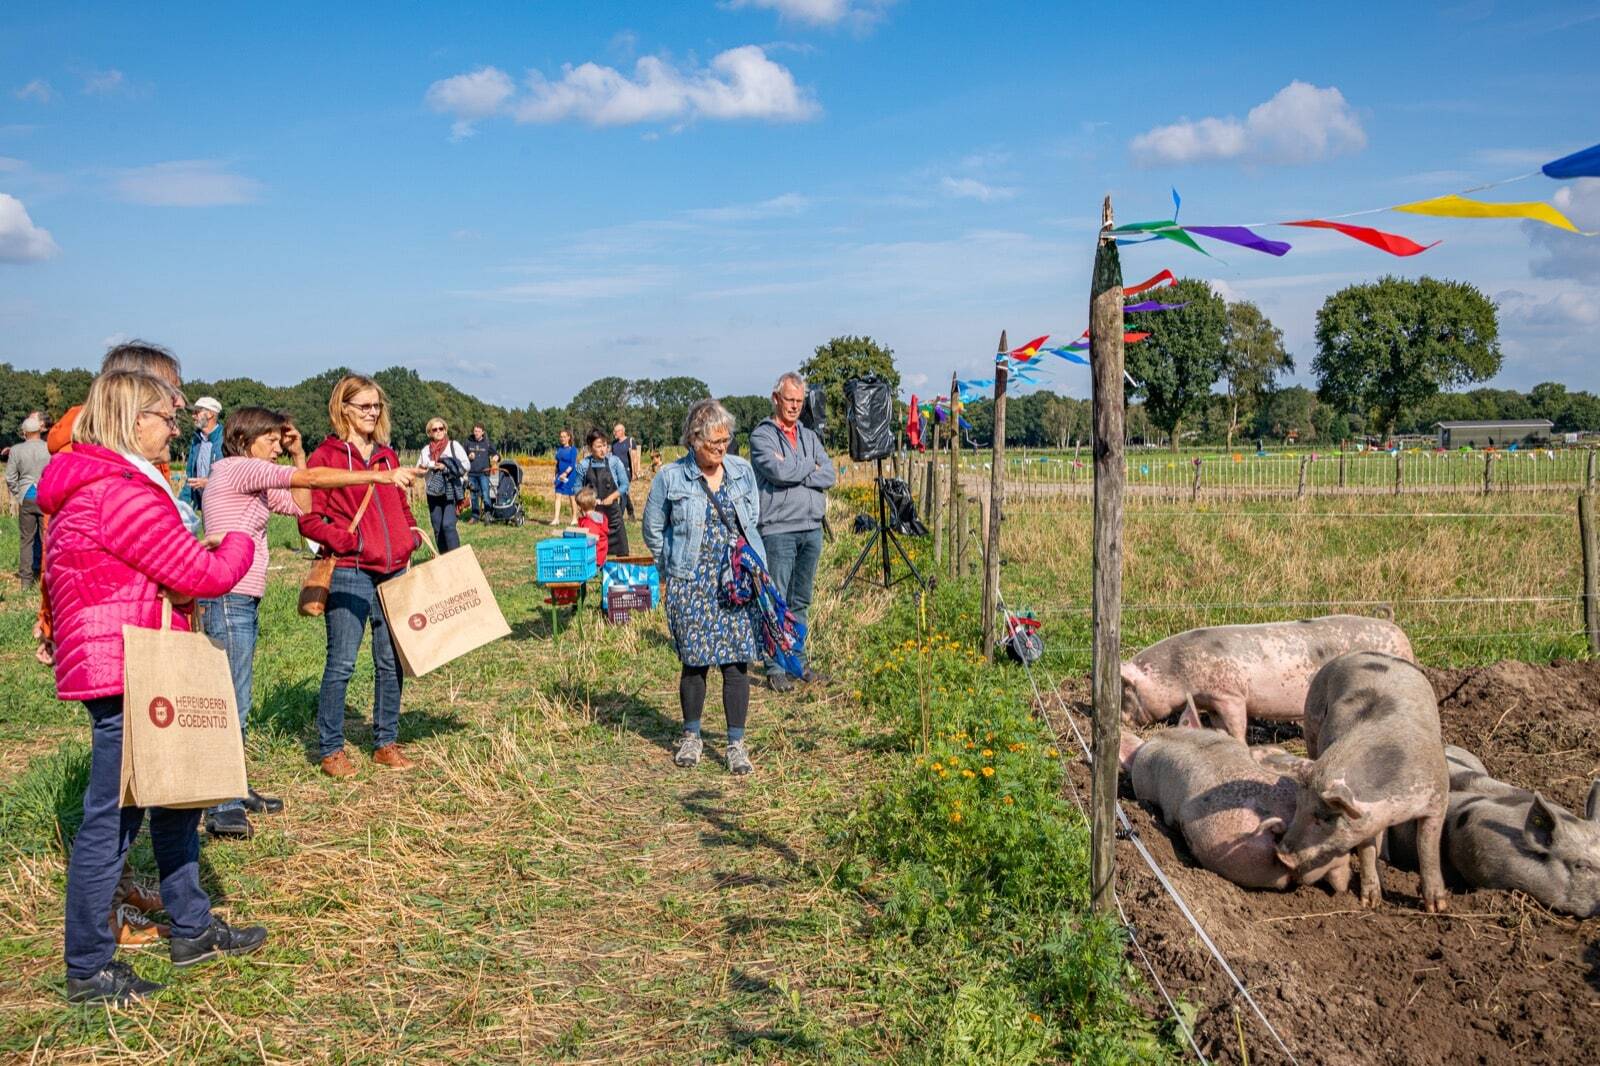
[427,494,461,552]
[200,593,259,814]
[65,697,212,977]
[316,566,405,759]
[468,473,491,518]
[761,527,823,676]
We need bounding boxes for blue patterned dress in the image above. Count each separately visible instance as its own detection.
[665,487,760,667]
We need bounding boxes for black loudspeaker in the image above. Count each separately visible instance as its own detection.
[880,478,926,535]
[844,375,894,462]
[800,384,827,437]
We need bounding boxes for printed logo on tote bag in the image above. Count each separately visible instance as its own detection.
[408,613,428,631]
[148,697,175,729]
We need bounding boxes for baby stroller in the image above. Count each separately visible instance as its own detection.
[486,459,527,526]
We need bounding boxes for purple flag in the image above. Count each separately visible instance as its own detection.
[1184,225,1291,257]
[1124,300,1190,313]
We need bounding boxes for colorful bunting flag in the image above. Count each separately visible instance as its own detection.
[1113,220,1210,257]
[1283,219,1438,257]
[1045,346,1089,365]
[1393,194,1581,233]
[1183,224,1291,257]
[1007,335,1050,361]
[1125,269,1176,296]
[1123,300,1189,313]
[1542,142,1600,180]
[906,393,923,451]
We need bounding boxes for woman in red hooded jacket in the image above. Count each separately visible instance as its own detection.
[297,374,421,778]
[41,371,268,1005]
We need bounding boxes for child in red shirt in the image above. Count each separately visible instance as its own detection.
[575,486,609,567]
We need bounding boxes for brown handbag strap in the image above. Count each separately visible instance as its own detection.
[346,485,375,532]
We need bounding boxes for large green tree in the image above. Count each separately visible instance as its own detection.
[1220,300,1292,448]
[799,335,899,451]
[633,375,710,447]
[566,376,633,439]
[1313,276,1501,439]
[1123,277,1228,449]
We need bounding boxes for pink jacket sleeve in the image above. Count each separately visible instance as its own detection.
[99,481,255,599]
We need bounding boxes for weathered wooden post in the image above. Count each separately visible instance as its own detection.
[1587,448,1595,494]
[1394,450,1404,496]
[1581,493,1600,657]
[980,331,1009,658]
[949,372,962,580]
[1483,452,1495,495]
[1297,454,1310,499]
[931,412,945,569]
[1338,450,1346,490]
[1191,457,1203,503]
[1089,197,1125,916]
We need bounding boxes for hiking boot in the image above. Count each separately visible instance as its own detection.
[241,788,284,815]
[66,960,164,1005]
[121,878,163,916]
[169,917,268,968]
[320,750,358,778]
[726,740,754,776]
[372,743,415,770]
[799,667,829,685]
[112,904,169,947]
[766,671,795,693]
[204,807,254,840]
[673,732,703,768]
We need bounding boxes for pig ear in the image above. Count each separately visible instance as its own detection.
[1524,793,1559,852]
[1117,732,1144,772]
[1257,816,1286,837]
[1259,751,1315,785]
[1179,695,1203,730]
[1586,780,1600,824]
[1319,782,1368,820]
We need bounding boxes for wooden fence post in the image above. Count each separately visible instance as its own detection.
[931,416,945,570]
[1483,452,1495,495]
[1581,493,1600,657]
[1089,197,1126,916]
[980,333,1008,659]
[1190,457,1203,503]
[1338,450,1346,489]
[1297,455,1310,500]
[1394,451,1404,496]
[949,372,962,581]
[1587,448,1596,494]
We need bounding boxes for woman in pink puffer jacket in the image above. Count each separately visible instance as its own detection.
[39,370,270,1006]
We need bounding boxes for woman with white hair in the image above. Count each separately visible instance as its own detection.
[642,399,766,775]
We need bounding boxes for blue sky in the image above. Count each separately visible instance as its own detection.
[3,1,1598,407]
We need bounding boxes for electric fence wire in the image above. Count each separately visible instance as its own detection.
[993,583,1303,1066]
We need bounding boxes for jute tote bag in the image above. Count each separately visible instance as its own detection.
[121,599,248,809]
[378,528,511,678]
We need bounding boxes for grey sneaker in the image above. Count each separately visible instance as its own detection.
[767,671,795,693]
[726,740,753,775]
[673,733,703,768]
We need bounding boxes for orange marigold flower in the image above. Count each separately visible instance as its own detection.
[981,766,994,777]
[981,748,993,757]
[961,769,976,779]
[949,811,963,824]
[1002,796,1014,806]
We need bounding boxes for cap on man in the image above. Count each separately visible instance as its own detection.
[181,397,225,510]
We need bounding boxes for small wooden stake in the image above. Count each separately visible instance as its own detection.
[1483,452,1495,495]
[948,371,961,581]
[1394,450,1404,496]
[1089,196,1125,916]
[1297,454,1309,499]
[1581,493,1599,657]
[980,332,1008,659]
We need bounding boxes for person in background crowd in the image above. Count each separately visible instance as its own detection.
[41,370,266,1005]
[551,428,578,526]
[650,448,663,477]
[463,424,497,522]
[574,485,609,567]
[642,399,765,776]
[298,375,422,779]
[749,372,835,692]
[179,396,224,512]
[6,413,49,589]
[611,422,638,519]
[200,407,416,839]
[417,418,469,552]
[577,428,630,557]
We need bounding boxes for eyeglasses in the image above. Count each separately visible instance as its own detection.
[702,436,731,450]
[429,426,446,433]
[139,410,179,430]
[345,401,385,414]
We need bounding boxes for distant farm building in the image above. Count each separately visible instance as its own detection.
[1435,419,1554,449]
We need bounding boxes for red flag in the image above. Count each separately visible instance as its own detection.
[1008,334,1050,361]
[1285,220,1438,257]
[906,393,924,451]
[1124,269,1175,297]
[1125,331,1150,343]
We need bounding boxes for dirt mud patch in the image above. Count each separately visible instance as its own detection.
[1051,659,1600,1066]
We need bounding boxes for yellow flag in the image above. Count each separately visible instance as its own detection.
[1393,194,1581,233]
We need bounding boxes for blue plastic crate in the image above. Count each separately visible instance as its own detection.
[536,536,597,584]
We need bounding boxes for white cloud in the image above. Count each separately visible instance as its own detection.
[940,176,1015,203]
[1528,178,1600,280]
[81,68,127,96]
[425,46,818,135]
[1129,81,1366,167]
[723,0,894,29]
[1497,287,1600,328]
[0,156,24,173]
[0,193,59,263]
[461,267,671,303]
[687,192,810,222]
[424,66,515,139]
[113,160,263,207]
[13,79,54,104]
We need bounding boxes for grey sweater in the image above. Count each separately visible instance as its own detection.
[749,418,836,535]
[5,438,49,499]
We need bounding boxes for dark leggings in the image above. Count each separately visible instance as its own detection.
[680,662,749,732]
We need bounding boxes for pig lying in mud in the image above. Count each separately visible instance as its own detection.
[1388,746,1600,918]
[1119,702,1301,890]
[1264,652,1449,912]
[1120,615,1415,741]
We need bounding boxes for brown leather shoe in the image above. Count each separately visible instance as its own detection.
[320,750,358,778]
[371,743,415,770]
[112,904,169,946]
[120,877,163,916]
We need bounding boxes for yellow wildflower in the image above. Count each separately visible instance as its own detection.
[981,748,993,758]
[961,769,976,779]
[949,811,962,824]
[1002,796,1014,806]
[981,766,994,777]
[1046,747,1060,758]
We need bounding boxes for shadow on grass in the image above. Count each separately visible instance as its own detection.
[681,788,802,866]
[253,677,467,765]
[722,1023,821,1054]
[588,687,682,753]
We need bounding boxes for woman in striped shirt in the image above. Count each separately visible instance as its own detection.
[197,407,415,840]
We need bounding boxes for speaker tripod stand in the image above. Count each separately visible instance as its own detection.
[839,459,928,592]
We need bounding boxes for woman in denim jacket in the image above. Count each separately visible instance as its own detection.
[643,399,766,775]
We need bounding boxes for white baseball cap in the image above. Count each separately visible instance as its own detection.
[194,396,223,414]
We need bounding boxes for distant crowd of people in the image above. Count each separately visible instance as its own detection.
[5,345,837,1006]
